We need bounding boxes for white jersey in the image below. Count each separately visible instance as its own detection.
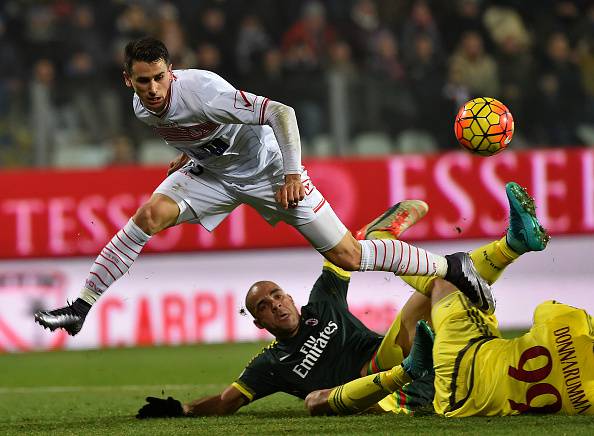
[133,69,283,182]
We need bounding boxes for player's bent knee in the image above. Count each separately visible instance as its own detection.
[322,235,362,271]
[133,196,180,235]
[132,206,162,235]
[295,206,349,252]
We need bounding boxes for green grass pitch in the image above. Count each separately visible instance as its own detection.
[1,339,593,435]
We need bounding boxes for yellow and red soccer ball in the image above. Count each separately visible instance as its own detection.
[454,97,514,156]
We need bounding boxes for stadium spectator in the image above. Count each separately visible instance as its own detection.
[405,33,449,147]
[281,1,335,143]
[327,41,358,85]
[366,28,406,81]
[281,1,336,65]
[326,40,361,143]
[363,30,416,139]
[114,3,152,44]
[29,58,60,166]
[576,35,594,145]
[442,0,491,53]
[400,0,444,67]
[65,4,107,66]
[240,48,288,102]
[494,34,534,146]
[194,42,224,74]
[342,0,385,65]
[63,49,121,143]
[189,7,236,79]
[529,32,583,146]
[235,14,273,77]
[155,4,196,70]
[22,2,68,64]
[482,5,530,55]
[0,12,26,120]
[534,0,583,46]
[448,31,500,99]
[0,15,30,167]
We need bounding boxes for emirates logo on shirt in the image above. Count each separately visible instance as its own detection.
[305,318,318,326]
[293,321,338,379]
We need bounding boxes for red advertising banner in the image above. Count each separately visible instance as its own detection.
[1,148,594,259]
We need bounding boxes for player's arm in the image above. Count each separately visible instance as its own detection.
[136,384,249,419]
[265,100,305,210]
[183,384,248,416]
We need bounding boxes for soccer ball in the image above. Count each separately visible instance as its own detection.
[454,97,514,156]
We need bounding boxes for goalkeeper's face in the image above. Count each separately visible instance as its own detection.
[246,281,301,339]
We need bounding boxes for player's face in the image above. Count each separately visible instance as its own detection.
[124,59,173,113]
[251,284,300,339]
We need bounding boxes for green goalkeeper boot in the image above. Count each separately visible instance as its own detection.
[505,182,550,254]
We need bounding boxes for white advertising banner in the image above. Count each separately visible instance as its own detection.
[0,236,593,352]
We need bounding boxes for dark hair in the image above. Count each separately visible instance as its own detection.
[124,37,170,74]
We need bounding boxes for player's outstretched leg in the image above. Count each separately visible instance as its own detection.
[355,200,493,314]
[469,182,550,285]
[355,200,429,240]
[35,216,154,336]
[438,182,549,314]
[505,181,550,254]
[397,183,548,314]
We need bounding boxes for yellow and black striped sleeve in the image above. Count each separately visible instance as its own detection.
[234,343,282,401]
[231,381,255,402]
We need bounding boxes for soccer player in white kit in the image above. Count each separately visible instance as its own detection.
[34,37,491,336]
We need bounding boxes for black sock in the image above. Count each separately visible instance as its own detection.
[72,298,91,316]
[443,254,460,284]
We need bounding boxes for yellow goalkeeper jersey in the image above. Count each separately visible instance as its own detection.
[436,299,594,417]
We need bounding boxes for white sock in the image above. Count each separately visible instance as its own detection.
[358,239,447,276]
[80,219,151,305]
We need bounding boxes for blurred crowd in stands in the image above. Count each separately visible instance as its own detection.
[1,0,594,167]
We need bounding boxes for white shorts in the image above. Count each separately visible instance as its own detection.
[154,163,348,252]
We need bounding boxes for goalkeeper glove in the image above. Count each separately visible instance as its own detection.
[136,396,184,419]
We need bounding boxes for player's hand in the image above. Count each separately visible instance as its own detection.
[305,389,333,416]
[275,174,305,209]
[167,153,190,176]
[136,396,185,419]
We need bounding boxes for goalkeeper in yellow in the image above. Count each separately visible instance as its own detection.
[306,182,594,417]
